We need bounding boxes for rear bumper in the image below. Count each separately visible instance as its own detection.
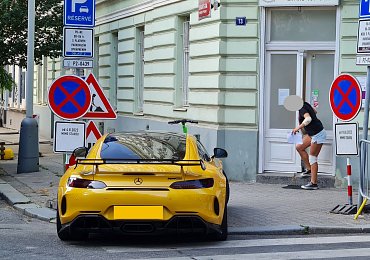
[58,187,225,226]
[59,214,222,237]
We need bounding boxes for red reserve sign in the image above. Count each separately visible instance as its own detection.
[198,0,211,20]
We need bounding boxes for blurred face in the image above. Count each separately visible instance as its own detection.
[284,95,303,111]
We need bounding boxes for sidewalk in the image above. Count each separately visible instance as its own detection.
[1,126,370,235]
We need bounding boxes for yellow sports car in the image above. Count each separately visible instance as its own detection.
[57,128,229,241]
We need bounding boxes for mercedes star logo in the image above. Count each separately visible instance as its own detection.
[134,178,143,185]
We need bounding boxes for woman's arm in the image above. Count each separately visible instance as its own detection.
[292,113,311,134]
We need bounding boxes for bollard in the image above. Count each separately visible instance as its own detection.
[0,142,5,160]
[347,158,353,205]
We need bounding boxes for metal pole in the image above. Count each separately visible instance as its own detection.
[359,66,370,207]
[17,0,39,173]
[25,0,35,118]
[347,158,353,205]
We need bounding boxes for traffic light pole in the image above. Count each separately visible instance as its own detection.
[17,0,39,173]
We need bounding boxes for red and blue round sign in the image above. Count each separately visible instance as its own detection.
[48,75,91,120]
[329,74,362,122]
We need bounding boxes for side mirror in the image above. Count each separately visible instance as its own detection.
[72,147,88,158]
[213,148,228,158]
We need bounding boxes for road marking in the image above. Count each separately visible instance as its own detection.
[103,235,370,253]
[132,248,370,260]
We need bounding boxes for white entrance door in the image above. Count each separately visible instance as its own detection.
[264,52,302,173]
[305,52,335,174]
[263,51,334,174]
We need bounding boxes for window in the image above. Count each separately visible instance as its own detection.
[197,141,211,162]
[100,132,187,160]
[182,17,190,106]
[93,37,100,78]
[269,9,336,42]
[136,26,145,113]
[176,16,190,108]
[110,32,118,110]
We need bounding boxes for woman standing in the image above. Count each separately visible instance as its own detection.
[292,101,326,190]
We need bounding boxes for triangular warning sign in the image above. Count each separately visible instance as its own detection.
[82,73,117,119]
[86,121,102,152]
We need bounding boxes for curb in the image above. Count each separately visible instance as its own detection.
[0,178,56,222]
[229,225,370,236]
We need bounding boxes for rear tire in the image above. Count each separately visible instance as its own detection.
[218,205,228,241]
[209,204,228,241]
[223,171,230,204]
[57,208,88,241]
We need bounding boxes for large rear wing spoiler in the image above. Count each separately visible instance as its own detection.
[75,158,206,170]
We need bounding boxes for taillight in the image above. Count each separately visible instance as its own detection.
[67,178,106,189]
[170,178,214,189]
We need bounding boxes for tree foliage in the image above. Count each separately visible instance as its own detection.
[0,0,63,91]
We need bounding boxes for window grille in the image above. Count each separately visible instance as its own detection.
[182,20,190,106]
[138,30,145,112]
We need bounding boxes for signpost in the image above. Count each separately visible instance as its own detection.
[64,0,95,27]
[329,74,362,122]
[63,27,94,58]
[63,58,93,68]
[357,0,370,210]
[54,121,86,153]
[86,121,102,151]
[82,73,117,119]
[48,75,91,120]
[198,0,211,20]
[330,73,361,213]
[335,123,359,156]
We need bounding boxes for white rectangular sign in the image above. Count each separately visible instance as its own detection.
[357,19,370,54]
[356,55,370,65]
[63,27,93,58]
[54,121,86,153]
[63,59,93,68]
[335,123,359,156]
[259,0,339,7]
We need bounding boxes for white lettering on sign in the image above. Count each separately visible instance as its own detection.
[67,15,91,22]
[358,20,370,54]
[63,27,93,58]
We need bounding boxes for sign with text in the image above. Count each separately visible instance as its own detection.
[360,0,370,18]
[258,0,339,7]
[356,55,370,65]
[63,27,93,58]
[64,0,95,27]
[236,17,247,26]
[54,121,86,153]
[357,19,370,54]
[63,59,93,68]
[335,122,359,156]
[198,0,211,20]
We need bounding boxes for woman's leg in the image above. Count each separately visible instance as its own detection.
[309,142,323,184]
[296,134,312,171]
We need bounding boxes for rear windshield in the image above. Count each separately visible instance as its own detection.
[100,132,187,160]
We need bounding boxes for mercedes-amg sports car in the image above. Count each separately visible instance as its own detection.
[57,130,229,241]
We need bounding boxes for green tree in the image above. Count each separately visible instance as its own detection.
[0,0,63,91]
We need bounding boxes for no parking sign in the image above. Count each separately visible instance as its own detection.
[48,75,91,120]
[329,74,362,122]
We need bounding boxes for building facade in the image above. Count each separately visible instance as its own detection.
[3,0,365,184]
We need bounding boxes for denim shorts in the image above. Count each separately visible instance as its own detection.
[311,129,326,144]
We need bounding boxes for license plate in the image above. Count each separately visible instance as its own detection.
[114,206,164,220]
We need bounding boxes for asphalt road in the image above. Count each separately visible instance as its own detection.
[3,198,370,260]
